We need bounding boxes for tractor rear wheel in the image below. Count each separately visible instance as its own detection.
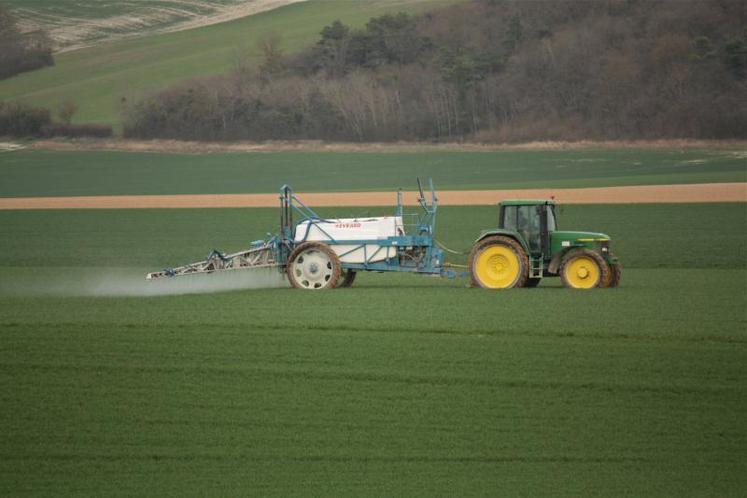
[287,242,342,290]
[560,248,609,289]
[468,236,529,289]
[338,269,357,288]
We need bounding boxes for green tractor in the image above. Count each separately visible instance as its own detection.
[468,200,621,289]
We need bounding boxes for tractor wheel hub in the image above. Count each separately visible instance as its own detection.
[488,254,508,274]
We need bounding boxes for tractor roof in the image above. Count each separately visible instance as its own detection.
[499,199,557,206]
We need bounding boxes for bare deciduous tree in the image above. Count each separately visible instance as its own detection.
[57,99,78,125]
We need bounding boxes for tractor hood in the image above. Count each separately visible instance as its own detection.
[551,231,611,253]
[553,231,611,242]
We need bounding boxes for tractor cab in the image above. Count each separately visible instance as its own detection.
[468,199,621,289]
[498,200,556,256]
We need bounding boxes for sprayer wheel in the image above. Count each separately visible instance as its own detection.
[338,269,357,288]
[287,242,342,290]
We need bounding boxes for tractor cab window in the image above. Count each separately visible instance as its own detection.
[502,204,541,253]
[520,205,541,253]
[502,206,518,230]
[546,205,557,231]
[517,205,533,236]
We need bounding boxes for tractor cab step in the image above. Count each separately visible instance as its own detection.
[529,256,544,279]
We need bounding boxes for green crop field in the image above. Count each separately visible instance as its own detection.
[0,0,456,125]
[1,147,745,197]
[1,203,745,495]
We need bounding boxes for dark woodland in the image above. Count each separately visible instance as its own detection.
[9,0,745,142]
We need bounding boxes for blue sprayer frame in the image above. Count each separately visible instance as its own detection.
[273,179,460,278]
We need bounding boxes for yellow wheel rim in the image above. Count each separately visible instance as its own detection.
[565,256,601,289]
[475,245,520,288]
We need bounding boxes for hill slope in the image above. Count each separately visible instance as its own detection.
[0,0,455,125]
[4,0,305,53]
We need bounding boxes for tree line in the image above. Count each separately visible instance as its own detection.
[122,0,747,142]
[0,100,112,138]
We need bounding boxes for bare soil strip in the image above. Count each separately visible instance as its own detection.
[1,183,744,210]
[0,142,25,152]
[30,138,747,154]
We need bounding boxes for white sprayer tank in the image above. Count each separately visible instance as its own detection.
[294,217,403,263]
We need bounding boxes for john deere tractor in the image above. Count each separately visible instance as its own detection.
[468,200,621,289]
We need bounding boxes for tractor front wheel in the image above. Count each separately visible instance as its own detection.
[560,248,609,289]
[468,236,529,289]
[602,258,622,288]
[287,242,342,290]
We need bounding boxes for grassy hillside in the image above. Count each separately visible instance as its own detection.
[1,148,745,197]
[0,204,745,495]
[0,0,455,125]
[4,0,271,51]
[0,0,286,51]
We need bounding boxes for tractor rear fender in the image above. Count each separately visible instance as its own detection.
[474,229,530,255]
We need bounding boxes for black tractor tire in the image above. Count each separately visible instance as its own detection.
[560,248,609,290]
[602,263,622,288]
[338,269,357,288]
[468,235,529,289]
[286,242,342,290]
[600,251,622,288]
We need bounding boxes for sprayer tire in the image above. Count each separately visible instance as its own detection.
[468,235,529,289]
[287,242,342,290]
[338,269,357,288]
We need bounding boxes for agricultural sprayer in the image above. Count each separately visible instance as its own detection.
[147,180,621,289]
